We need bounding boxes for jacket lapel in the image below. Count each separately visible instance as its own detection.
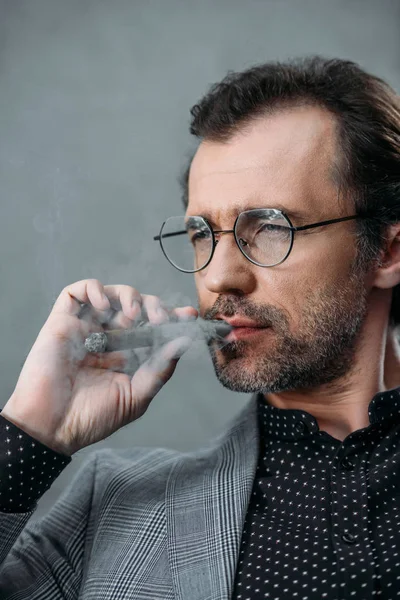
[166,394,259,600]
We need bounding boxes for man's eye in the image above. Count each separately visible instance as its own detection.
[259,223,282,232]
[258,223,290,236]
[190,229,210,242]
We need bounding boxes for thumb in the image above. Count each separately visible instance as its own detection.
[130,336,192,401]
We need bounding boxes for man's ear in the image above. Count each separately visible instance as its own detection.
[372,223,400,290]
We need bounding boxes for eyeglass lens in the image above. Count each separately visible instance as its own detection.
[159,209,292,272]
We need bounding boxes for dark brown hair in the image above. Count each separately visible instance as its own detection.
[180,56,400,327]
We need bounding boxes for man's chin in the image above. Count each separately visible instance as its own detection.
[213,367,266,393]
[209,337,251,358]
[210,350,266,393]
[210,336,270,367]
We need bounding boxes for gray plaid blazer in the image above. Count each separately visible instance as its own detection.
[0,393,259,599]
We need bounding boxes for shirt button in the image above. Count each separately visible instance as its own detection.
[340,457,355,471]
[294,420,307,434]
[341,532,357,544]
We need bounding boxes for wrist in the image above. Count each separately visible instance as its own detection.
[1,400,72,457]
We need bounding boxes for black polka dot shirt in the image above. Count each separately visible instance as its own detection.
[232,387,400,599]
[2,389,400,599]
[0,409,71,513]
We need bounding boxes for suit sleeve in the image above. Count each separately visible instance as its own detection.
[0,412,97,599]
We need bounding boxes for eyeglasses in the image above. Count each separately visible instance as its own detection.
[153,208,374,273]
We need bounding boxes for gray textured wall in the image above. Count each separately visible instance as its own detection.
[1,0,399,520]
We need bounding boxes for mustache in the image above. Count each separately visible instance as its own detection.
[203,296,279,328]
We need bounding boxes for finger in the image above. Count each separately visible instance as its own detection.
[53,279,111,317]
[91,308,136,330]
[78,304,134,331]
[141,295,170,324]
[54,281,144,333]
[77,304,116,329]
[98,302,197,330]
[170,306,198,322]
[130,336,192,400]
[94,285,146,329]
[102,285,143,321]
[102,311,136,331]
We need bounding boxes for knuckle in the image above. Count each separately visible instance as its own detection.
[63,279,102,295]
[144,295,162,310]
[69,278,97,288]
[89,279,104,291]
[122,285,139,300]
[105,284,141,301]
[61,283,75,296]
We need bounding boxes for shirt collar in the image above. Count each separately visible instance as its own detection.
[257,386,400,441]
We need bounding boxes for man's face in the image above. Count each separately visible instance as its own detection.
[187,106,372,394]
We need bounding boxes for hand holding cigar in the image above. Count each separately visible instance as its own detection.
[4,279,220,456]
[84,318,233,353]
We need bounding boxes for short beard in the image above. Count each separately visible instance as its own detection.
[205,264,370,395]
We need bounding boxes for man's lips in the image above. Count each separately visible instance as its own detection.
[214,316,271,342]
[216,316,268,328]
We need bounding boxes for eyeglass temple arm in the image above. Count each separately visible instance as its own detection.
[153,215,369,241]
[293,214,367,232]
[153,230,187,241]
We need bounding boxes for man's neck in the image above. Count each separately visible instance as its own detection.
[263,387,377,442]
[260,295,398,442]
[262,338,388,443]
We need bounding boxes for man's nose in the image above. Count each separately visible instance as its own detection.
[200,233,257,295]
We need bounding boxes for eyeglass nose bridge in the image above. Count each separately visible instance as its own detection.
[209,224,287,270]
[212,228,235,241]
[210,227,250,267]
[211,228,242,253]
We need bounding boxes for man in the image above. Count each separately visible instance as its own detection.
[1,56,400,599]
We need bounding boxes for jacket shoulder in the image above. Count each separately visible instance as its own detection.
[88,441,220,512]
[87,394,259,511]
[92,445,182,490]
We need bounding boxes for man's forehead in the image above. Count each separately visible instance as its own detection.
[190,107,336,181]
[187,107,338,222]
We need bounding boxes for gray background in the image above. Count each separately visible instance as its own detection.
[0,0,399,520]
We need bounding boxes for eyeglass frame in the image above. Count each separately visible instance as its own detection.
[153,208,375,273]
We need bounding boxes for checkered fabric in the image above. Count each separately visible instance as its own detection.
[0,395,259,599]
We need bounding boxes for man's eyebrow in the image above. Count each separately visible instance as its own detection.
[188,204,310,225]
[266,204,310,223]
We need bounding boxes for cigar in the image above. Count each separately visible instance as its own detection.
[84,318,233,353]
